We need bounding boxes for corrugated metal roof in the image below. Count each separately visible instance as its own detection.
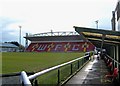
[0,43,18,48]
[74,26,120,44]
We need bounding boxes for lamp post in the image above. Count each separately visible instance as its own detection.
[19,26,22,45]
[19,26,22,52]
[95,20,99,29]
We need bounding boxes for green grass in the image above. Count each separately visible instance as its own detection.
[2,52,85,74]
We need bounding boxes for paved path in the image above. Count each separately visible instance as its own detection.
[0,76,21,85]
[1,72,34,85]
[66,55,113,85]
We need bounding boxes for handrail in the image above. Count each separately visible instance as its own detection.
[1,72,34,77]
[21,55,89,85]
[21,71,32,86]
[106,54,120,65]
[28,55,88,80]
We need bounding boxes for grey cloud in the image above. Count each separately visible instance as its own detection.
[0,17,19,42]
[2,30,19,42]
[0,17,17,29]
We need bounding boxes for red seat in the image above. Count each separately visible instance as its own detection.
[108,62,113,72]
[105,68,118,82]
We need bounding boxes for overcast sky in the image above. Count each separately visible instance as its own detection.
[0,0,117,45]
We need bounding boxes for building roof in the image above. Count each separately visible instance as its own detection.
[24,35,86,42]
[0,43,18,48]
[74,26,120,45]
[24,31,86,42]
[26,31,79,37]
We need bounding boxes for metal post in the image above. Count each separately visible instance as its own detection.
[21,71,32,86]
[51,30,53,36]
[114,46,117,67]
[70,64,73,75]
[78,60,80,69]
[58,69,60,85]
[19,26,22,52]
[95,20,99,29]
[111,11,116,31]
[81,58,83,65]
[25,33,28,49]
[83,57,85,65]
[19,26,22,45]
[100,34,106,54]
[119,45,120,82]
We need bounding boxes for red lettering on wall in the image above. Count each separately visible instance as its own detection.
[26,42,95,52]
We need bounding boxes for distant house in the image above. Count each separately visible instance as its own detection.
[0,43,19,52]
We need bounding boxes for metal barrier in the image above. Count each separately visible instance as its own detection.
[103,54,120,85]
[20,55,90,86]
[28,31,79,37]
[1,72,34,85]
[105,54,120,65]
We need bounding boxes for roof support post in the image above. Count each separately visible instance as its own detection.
[111,11,116,31]
[100,34,106,53]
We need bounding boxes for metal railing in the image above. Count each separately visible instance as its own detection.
[20,55,90,86]
[105,54,120,65]
[27,31,79,37]
[103,53,120,83]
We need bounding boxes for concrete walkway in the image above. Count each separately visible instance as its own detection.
[66,55,113,85]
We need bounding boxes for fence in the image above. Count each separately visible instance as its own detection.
[1,72,34,85]
[21,54,90,86]
[105,54,120,65]
[102,53,120,85]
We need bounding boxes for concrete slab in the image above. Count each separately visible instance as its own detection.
[65,56,113,85]
[66,59,96,84]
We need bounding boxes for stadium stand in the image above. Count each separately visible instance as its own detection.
[0,43,19,52]
[26,42,94,52]
[24,31,95,52]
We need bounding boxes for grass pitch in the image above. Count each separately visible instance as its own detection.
[2,52,85,74]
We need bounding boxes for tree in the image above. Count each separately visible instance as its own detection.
[10,41,19,46]
[10,41,25,51]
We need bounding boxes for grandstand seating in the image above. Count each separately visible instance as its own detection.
[26,42,95,52]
